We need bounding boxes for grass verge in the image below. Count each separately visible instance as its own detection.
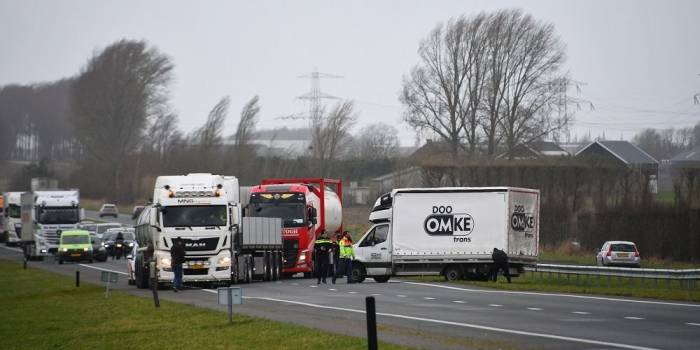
[408,273,700,302]
[0,260,410,350]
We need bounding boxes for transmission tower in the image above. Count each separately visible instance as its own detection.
[296,68,343,120]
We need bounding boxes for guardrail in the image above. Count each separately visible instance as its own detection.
[524,263,700,290]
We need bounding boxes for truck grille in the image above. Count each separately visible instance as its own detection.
[184,269,209,275]
[181,237,219,252]
[283,240,298,268]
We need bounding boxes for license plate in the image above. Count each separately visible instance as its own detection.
[617,253,629,258]
[71,253,81,257]
[190,264,204,269]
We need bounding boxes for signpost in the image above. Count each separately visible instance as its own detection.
[100,271,119,298]
[217,286,242,324]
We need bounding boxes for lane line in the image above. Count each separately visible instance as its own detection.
[400,281,700,308]
[528,308,543,311]
[423,297,436,300]
[243,296,660,350]
[348,291,358,294]
[685,322,700,326]
[488,304,503,307]
[371,293,382,296]
[572,311,591,315]
[78,264,128,275]
[309,285,317,288]
[624,317,644,320]
[328,288,337,291]
[396,294,407,298]
[452,300,466,304]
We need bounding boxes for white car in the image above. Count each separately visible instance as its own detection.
[596,241,640,268]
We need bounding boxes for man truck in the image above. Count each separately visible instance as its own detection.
[3,192,25,246]
[351,187,539,283]
[248,178,342,277]
[20,190,82,259]
[130,173,282,288]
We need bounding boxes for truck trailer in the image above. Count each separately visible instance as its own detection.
[352,187,539,283]
[249,178,342,277]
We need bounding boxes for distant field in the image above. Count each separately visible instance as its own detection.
[0,260,410,350]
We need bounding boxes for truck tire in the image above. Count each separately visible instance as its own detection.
[135,255,149,289]
[272,251,280,281]
[263,251,270,281]
[373,276,390,283]
[244,256,252,284]
[444,266,462,281]
[350,264,365,283]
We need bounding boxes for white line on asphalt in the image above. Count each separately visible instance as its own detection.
[396,294,407,298]
[78,264,128,275]
[624,317,644,320]
[400,281,700,308]
[488,304,503,307]
[348,291,358,294]
[452,300,466,304]
[423,297,436,300]
[528,308,543,311]
[572,311,591,315]
[244,296,660,350]
[685,322,700,326]
[309,285,317,288]
[328,288,337,291]
[371,293,382,296]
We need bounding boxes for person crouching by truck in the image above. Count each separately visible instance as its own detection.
[339,231,355,284]
[489,248,511,283]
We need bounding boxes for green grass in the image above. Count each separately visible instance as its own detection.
[539,250,699,269]
[0,260,410,350]
[409,272,700,302]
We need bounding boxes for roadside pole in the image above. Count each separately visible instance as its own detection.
[75,270,80,287]
[149,261,160,308]
[366,296,378,350]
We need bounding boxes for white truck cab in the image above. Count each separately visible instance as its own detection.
[21,190,81,259]
[3,192,24,245]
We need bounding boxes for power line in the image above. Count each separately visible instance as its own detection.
[294,67,343,121]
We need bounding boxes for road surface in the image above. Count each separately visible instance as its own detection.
[1,245,698,350]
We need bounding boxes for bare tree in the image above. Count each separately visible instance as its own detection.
[310,100,357,176]
[146,111,180,160]
[234,95,260,148]
[70,39,173,198]
[400,14,489,156]
[352,123,400,160]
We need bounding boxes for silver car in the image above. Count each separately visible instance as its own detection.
[596,241,640,268]
[99,204,119,218]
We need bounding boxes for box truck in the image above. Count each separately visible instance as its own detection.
[21,190,82,259]
[351,187,539,283]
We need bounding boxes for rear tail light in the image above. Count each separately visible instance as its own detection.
[606,247,612,257]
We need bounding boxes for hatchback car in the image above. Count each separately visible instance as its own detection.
[596,241,640,268]
[99,204,119,218]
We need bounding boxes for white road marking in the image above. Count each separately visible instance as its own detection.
[572,311,591,315]
[396,294,407,298]
[423,297,436,300]
[0,245,23,253]
[400,281,700,308]
[348,291,358,294]
[245,296,660,350]
[685,322,700,326]
[452,300,466,304]
[309,285,318,288]
[328,288,337,291]
[78,264,128,275]
[371,293,382,296]
[488,304,503,307]
[624,317,644,320]
[528,308,543,311]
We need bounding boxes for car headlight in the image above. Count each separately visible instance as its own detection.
[128,242,134,247]
[83,248,89,252]
[298,253,306,262]
[160,257,171,267]
[62,248,68,252]
[218,256,231,266]
[116,243,122,247]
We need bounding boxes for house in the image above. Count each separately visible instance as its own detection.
[496,141,569,160]
[575,140,659,192]
[370,167,423,197]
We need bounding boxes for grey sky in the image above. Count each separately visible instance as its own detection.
[1,0,699,145]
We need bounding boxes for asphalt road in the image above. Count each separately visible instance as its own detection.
[2,245,699,350]
[84,210,134,226]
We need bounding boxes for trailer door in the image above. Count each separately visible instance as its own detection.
[357,223,391,276]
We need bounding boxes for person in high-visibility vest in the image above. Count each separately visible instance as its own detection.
[339,231,355,284]
[314,233,333,284]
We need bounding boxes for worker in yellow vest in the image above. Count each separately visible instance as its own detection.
[339,231,355,284]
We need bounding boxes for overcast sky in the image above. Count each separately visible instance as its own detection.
[1,0,699,145]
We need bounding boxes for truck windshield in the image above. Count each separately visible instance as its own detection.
[62,235,89,244]
[161,205,227,227]
[8,204,21,218]
[249,203,305,228]
[38,207,80,224]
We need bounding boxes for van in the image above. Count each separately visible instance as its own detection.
[57,230,93,264]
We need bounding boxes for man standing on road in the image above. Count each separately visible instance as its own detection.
[490,248,511,283]
[314,232,332,284]
[330,232,341,284]
[170,237,186,292]
[339,231,355,284]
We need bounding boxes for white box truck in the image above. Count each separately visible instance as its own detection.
[3,192,24,246]
[352,187,539,283]
[20,190,82,259]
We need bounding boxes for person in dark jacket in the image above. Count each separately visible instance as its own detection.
[490,248,511,283]
[170,237,186,292]
[314,233,332,284]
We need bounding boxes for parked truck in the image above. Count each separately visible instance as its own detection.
[3,192,23,246]
[130,173,282,288]
[248,178,342,277]
[352,187,539,283]
[20,190,82,259]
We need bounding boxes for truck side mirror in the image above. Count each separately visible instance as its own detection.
[307,207,317,226]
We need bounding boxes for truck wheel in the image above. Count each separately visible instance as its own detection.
[243,257,252,284]
[135,255,149,289]
[350,264,365,283]
[444,266,462,281]
[272,251,280,281]
[58,258,64,265]
[263,251,270,281]
[373,276,390,283]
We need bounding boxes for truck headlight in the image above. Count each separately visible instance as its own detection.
[128,242,134,247]
[218,256,231,266]
[62,248,68,252]
[160,257,171,267]
[298,253,306,262]
[83,248,88,252]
